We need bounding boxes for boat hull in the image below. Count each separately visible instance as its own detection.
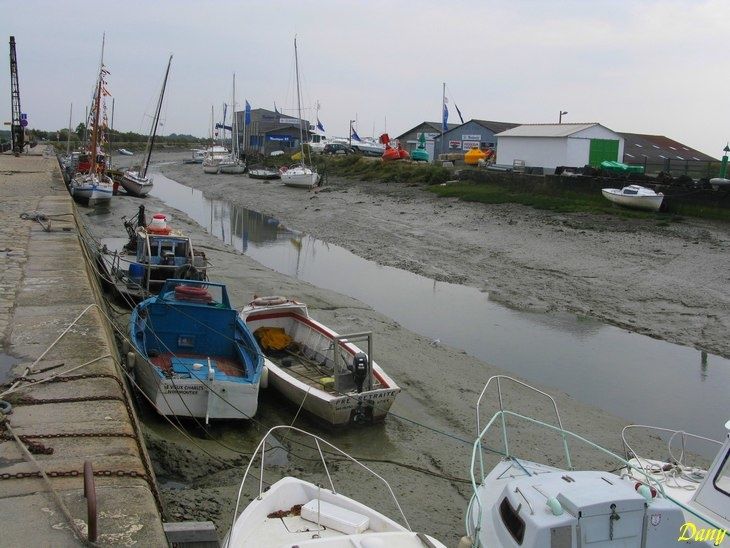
[241,302,400,426]
[70,174,114,206]
[219,163,247,174]
[281,166,320,188]
[119,171,153,197]
[203,163,220,174]
[602,188,664,211]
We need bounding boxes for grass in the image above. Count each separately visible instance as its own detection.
[317,155,451,185]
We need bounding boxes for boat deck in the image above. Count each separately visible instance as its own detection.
[266,349,383,395]
[150,353,246,378]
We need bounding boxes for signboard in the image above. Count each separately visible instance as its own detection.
[462,134,481,140]
[424,132,438,140]
[279,118,300,125]
[462,140,480,149]
[448,140,462,149]
[20,113,28,127]
[268,134,293,142]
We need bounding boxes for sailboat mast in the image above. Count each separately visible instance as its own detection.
[441,82,446,156]
[294,36,304,160]
[142,54,172,178]
[231,72,237,158]
[89,70,103,174]
[66,103,73,155]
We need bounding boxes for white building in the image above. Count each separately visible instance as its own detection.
[495,123,625,173]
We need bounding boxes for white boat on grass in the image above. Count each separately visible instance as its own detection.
[463,375,729,547]
[119,55,172,197]
[240,298,400,426]
[224,426,447,547]
[601,184,664,211]
[128,279,264,422]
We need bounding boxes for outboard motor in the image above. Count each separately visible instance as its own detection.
[348,352,369,394]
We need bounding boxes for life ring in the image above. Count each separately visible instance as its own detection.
[251,295,288,307]
[175,285,212,302]
[278,166,288,175]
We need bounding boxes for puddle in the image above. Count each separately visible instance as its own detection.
[0,352,21,384]
[148,171,730,450]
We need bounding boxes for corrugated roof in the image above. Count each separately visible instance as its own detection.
[618,132,717,163]
[470,120,520,134]
[495,123,601,138]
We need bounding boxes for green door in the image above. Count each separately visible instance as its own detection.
[589,139,619,166]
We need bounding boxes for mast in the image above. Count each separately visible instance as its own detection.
[231,72,237,159]
[440,82,446,157]
[109,97,114,170]
[89,34,106,174]
[141,54,172,178]
[66,103,73,155]
[294,36,305,163]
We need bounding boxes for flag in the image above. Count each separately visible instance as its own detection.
[316,118,325,132]
[455,102,464,124]
[215,123,232,131]
[350,122,361,141]
[245,100,251,126]
[442,102,449,131]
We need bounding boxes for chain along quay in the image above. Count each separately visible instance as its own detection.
[1,148,728,546]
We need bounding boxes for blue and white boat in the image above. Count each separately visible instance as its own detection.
[128,279,265,422]
[70,172,114,206]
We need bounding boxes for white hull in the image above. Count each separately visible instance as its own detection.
[281,166,320,188]
[241,301,399,425]
[602,187,664,211]
[226,476,446,547]
[119,170,153,197]
[203,163,220,174]
[132,349,259,420]
[70,174,114,205]
[220,163,247,174]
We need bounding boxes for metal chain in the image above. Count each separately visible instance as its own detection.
[1,469,148,481]
[13,394,125,406]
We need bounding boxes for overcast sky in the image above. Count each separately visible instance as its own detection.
[2,0,727,156]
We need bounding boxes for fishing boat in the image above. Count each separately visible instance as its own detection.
[247,166,281,180]
[223,426,447,547]
[462,375,729,547]
[70,37,114,207]
[601,184,664,212]
[118,55,173,197]
[219,74,247,174]
[103,206,208,303]
[281,37,320,189]
[240,298,400,426]
[128,279,265,422]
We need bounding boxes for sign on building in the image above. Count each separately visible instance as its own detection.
[462,140,480,149]
[448,140,462,149]
[462,134,481,140]
[279,118,300,125]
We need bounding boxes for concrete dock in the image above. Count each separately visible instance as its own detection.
[0,150,166,546]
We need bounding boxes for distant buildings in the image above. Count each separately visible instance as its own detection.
[234,108,311,156]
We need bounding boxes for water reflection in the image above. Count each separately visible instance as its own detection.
[149,170,730,447]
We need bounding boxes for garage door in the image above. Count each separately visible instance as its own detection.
[589,139,619,166]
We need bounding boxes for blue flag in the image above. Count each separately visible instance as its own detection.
[245,100,251,126]
[317,118,325,132]
[351,128,361,142]
[442,102,449,131]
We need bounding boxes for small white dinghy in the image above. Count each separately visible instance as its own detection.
[463,376,729,547]
[240,297,400,426]
[223,426,447,548]
[601,184,664,211]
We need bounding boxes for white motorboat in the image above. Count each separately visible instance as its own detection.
[601,184,664,212]
[202,145,230,174]
[240,298,400,426]
[119,55,173,198]
[247,166,281,180]
[118,148,134,156]
[127,280,265,422]
[184,149,206,164]
[463,375,729,547]
[223,426,447,547]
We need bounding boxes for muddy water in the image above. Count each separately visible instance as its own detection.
[148,170,730,448]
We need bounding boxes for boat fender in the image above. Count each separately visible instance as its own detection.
[457,536,473,548]
[252,295,287,306]
[260,364,269,389]
[0,400,12,415]
[121,339,131,355]
[634,482,656,500]
[126,352,136,370]
[175,285,212,302]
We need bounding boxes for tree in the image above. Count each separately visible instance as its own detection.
[75,123,86,139]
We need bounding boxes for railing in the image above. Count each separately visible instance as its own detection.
[466,380,727,545]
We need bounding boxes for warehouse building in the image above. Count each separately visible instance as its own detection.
[394,122,460,160]
[495,123,624,173]
[619,132,717,176]
[234,108,311,155]
[432,119,519,160]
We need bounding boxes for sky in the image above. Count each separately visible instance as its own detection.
[2,0,728,156]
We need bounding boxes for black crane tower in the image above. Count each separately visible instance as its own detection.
[9,36,24,154]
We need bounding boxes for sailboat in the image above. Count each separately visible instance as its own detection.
[119,55,173,197]
[281,37,321,189]
[70,37,114,207]
[219,73,247,174]
[203,105,229,174]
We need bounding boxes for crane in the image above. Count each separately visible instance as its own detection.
[9,36,24,154]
